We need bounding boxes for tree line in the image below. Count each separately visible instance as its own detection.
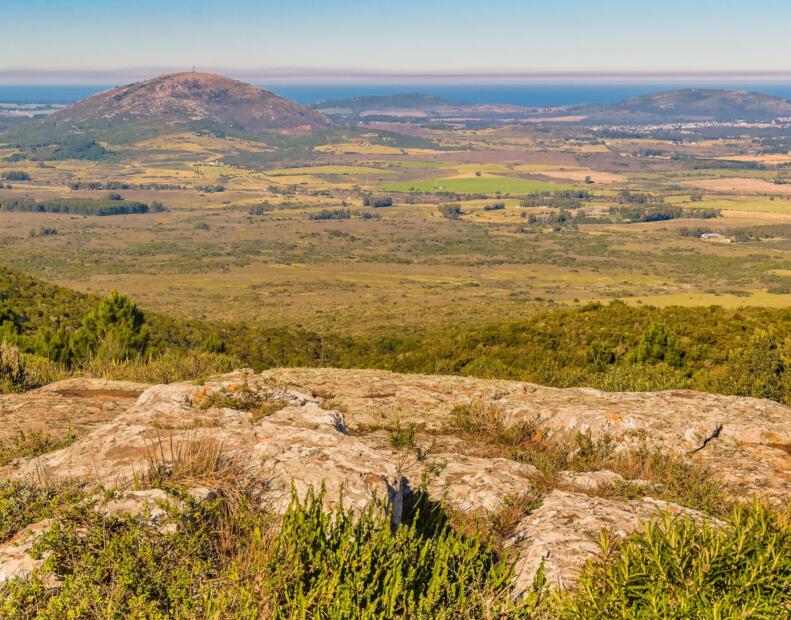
[0,198,166,216]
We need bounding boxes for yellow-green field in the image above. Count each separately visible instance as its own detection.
[0,122,788,333]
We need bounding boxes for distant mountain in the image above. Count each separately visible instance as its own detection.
[314,93,464,115]
[313,93,536,123]
[42,72,332,136]
[579,89,791,124]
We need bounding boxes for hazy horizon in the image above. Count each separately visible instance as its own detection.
[5,1,791,82]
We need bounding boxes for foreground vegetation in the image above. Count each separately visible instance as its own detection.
[554,502,790,619]
[0,461,538,618]
[0,453,786,619]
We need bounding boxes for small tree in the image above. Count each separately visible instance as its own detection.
[628,322,684,367]
[72,292,149,362]
[31,326,75,366]
[725,330,787,403]
[585,341,616,370]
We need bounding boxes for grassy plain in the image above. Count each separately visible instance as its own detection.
[0,122,789,336]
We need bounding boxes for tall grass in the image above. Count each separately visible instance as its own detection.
[79,349,242,384]
[0,344,66,394]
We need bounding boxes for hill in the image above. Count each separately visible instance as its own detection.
[579,88,791,124]
[1,265,789,404]
[36,72,332,138]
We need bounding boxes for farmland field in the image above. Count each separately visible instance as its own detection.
[383,175,573,194]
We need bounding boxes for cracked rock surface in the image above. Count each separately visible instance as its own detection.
[262,368,791,500]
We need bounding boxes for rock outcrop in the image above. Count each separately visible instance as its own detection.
[1,368,789,590]
[506,490,709,591]
[260,368,791,500]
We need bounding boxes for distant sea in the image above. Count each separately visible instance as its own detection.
[3,83,791,107]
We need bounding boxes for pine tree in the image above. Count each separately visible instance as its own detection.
[628,322,685,367]
[71,292,149,362]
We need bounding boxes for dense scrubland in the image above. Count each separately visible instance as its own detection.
[1,266,788,404]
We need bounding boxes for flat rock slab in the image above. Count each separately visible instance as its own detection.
[261,368,791,500]
[0,378,148,442]
[11,371,404,518]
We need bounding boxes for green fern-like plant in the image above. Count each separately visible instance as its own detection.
[553,501,790,619]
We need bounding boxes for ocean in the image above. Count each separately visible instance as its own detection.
[2,83,791,108]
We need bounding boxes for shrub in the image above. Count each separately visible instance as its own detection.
[0,486,541,619]
[311,208,351,220]
[209,487,539,618]
[722,330,788,403]
[0,429,76,467]
[0,481,85,544]
[1,171,30,182]
[0,342,28,393]
[364,196,394,208]
[553,502,791,619]
[388,421,417,449]
[627,322,685,367]
[438,204,462,219]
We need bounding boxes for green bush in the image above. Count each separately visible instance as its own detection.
[0,487,541,619]
[0,429,76,467]
[723,330,789,403]
[0,481,85,544]
[553,502,791,619]
[231,487,538,619]
[627,322,685,367]
[0,342,28,393]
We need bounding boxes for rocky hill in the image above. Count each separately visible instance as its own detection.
[43,71,332,136]
[1,367,788,598]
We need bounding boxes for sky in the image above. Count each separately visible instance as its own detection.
[2,0,791,83]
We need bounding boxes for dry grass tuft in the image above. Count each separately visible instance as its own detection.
[192,383,288,421]
[447,400,728,514]
[0,428,77,466]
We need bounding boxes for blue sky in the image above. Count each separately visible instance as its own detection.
[3,1,790,82]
